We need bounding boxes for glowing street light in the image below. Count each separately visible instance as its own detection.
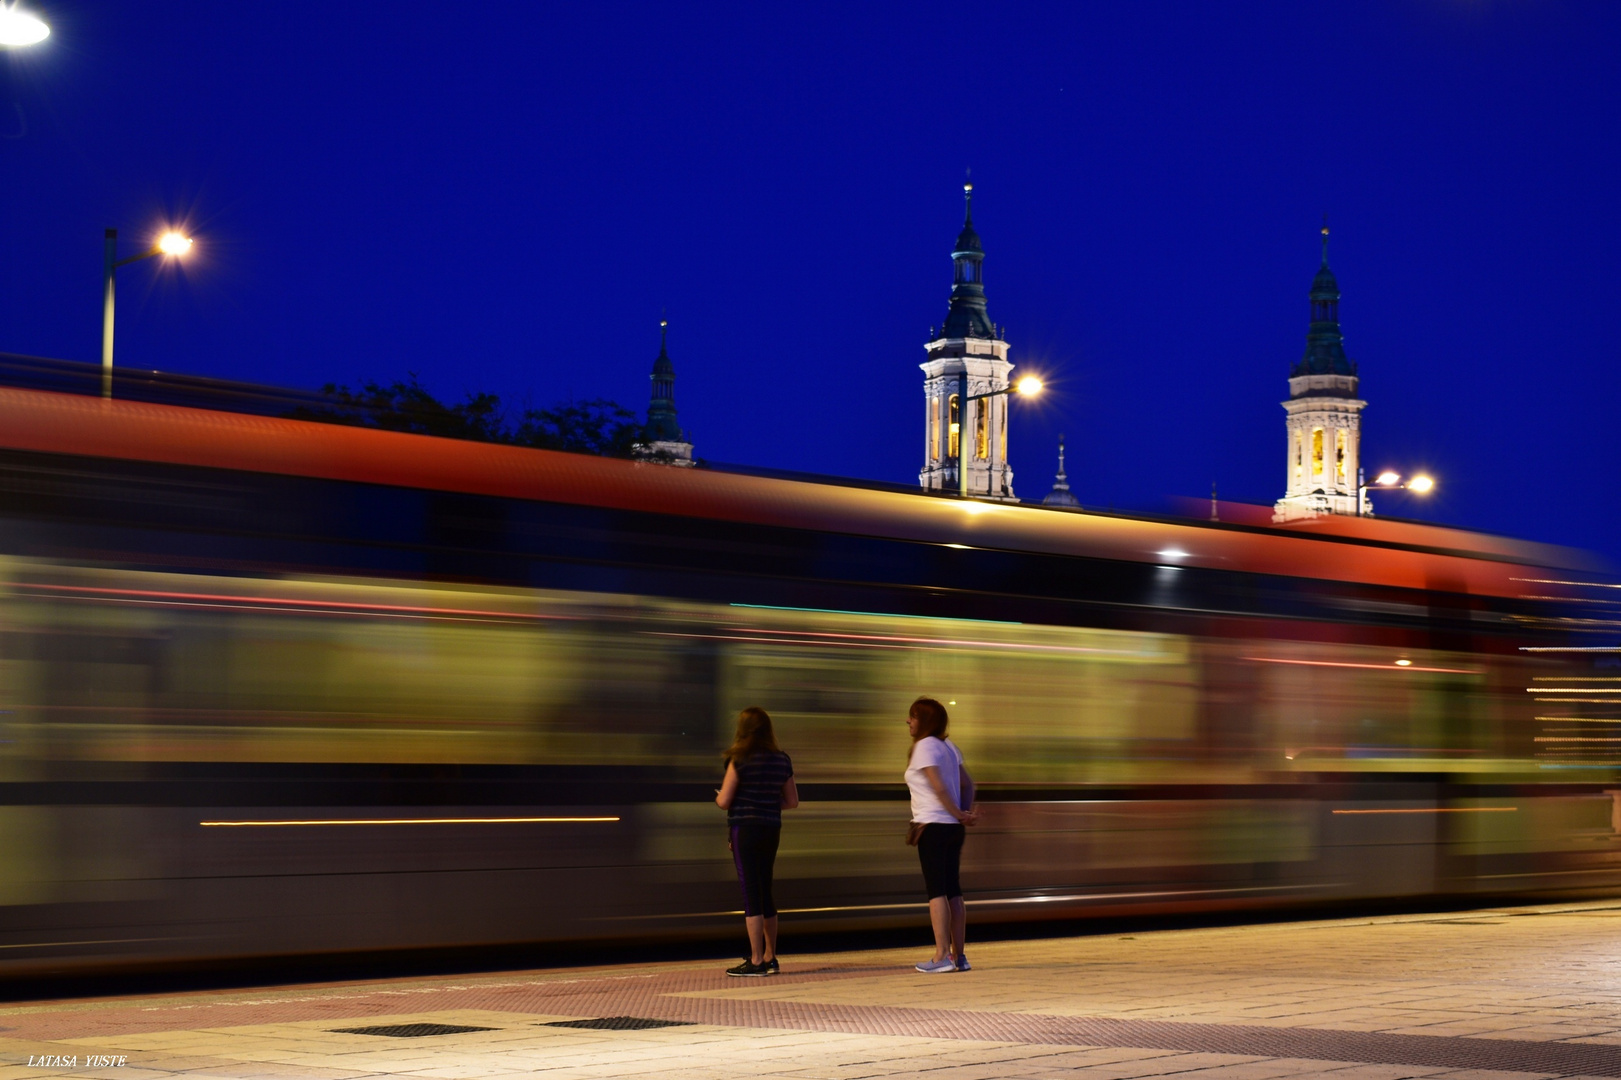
[101,227,194,399]
[0,3,50,47]
[157,232,193,256]
[955,371,1042,499]
[1358,468,1436,516]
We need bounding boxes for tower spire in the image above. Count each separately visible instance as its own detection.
[1297,222,1353,378]
[941,178,992,339]
[638,315,694,465]
[1042,435,1080,507]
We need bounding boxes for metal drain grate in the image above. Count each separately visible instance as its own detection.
[332,1023,497,1038]
[543,1016,693,1031]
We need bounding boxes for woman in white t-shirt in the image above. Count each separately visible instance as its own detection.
[905,697,978,973]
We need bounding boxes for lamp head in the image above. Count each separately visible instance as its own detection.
[1015,376,1043,396]
[157,232,193,257]
[0,4,49,47]
[1407,474,1435,494]
[1374,471,1401,486]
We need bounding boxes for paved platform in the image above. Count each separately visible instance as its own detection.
[5,901,1621,1079]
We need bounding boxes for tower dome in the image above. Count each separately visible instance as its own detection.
[1295,227,1357,378]
[940,182,994,340]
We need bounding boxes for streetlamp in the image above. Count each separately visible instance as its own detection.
[101,228,193,399]
[956,372,1042,499]
[1358,468,1435,516]
[0,3,50,46]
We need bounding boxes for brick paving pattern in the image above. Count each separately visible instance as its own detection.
[4,902,1621,1078]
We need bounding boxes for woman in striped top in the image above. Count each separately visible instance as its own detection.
[715,706,798,976]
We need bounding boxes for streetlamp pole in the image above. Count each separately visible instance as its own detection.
[101,229,118,399]
[1359,468,1435,517]
[99,227,194,400]
[958,371,969,499]
[956,372,1042,500]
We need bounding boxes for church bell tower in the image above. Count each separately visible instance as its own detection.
[1274,227,1367,520]
[639,318,695,466]
[919,183,1016,499]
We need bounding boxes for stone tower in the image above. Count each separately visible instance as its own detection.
[1274,227,1367,520]
[919,183,1017,500]
[640,318,695,466]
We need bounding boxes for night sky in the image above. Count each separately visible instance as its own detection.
[1,2,1617,567]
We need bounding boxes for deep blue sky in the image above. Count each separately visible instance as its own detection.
[1,2,1617,565]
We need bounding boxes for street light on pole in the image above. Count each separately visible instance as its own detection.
[956,373,1042,499]
[101,228,193,399]
[1358,467,1435,516]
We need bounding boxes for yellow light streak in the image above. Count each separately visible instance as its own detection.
[1534,737,1621,743]
[1534,688,1621,695]
[199,816,620,827]
[1535,699,1621,704]
[1535,717,1621,723]
[1244,657,1480,674]
[1330,807,1517,815]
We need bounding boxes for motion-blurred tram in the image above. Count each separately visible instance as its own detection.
[0,381,1613,976]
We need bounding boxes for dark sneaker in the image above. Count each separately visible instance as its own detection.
[726,959,767,977]
[915,957,956,973]
[763,957,779,975]
[954,954,971,972]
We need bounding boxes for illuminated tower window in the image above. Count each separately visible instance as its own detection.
[1294,431,1303,483]
[948,394,960,458]
[975,400,989,459]
[929,400,940,461]
[1311,428,1324,477]
[1335,429,1347,484]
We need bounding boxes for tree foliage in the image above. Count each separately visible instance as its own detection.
[290,375,656,459]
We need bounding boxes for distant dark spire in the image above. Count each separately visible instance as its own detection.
[1042,435,1080,507]
[647,317,682,441]
[941,180,994,339]
[1293,222,1356,378]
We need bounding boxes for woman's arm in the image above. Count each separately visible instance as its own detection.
[715,761,739,810]
[920,765,980,825]
[780,776,799,810]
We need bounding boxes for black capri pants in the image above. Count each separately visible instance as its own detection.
[917,822,966,900]
[729,820,781,918]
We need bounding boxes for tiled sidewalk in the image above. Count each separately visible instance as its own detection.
[5,902,1621,1079]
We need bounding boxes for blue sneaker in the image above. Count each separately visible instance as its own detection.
[954,954,971,972]
[915,957,956,974]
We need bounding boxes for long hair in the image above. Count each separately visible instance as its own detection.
[907,697,949,762]
[724,706,780,764]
